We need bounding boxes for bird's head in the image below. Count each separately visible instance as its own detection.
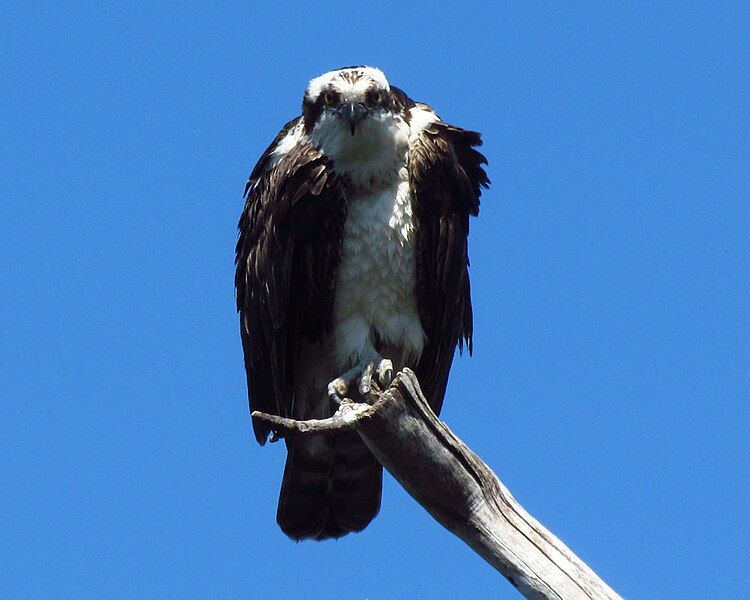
[301,66,410,182]
[303,66,396,135]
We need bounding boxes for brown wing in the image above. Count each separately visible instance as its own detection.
[409,105,489,414]
[235,124,347,444]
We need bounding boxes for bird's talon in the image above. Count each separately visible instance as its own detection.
[327,365,364,404]
[359,362,375,396]
[377,359,394,388]
[327,379,347,405]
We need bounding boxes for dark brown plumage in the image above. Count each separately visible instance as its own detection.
[410,111,489,414]
[235,141,347,444]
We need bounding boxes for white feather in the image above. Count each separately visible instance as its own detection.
[310,110,409,188]
[306,66,389,102]
[333,166,424,369]
[408,103,439,141]
[270,121,304,164]
[300,70,432,377]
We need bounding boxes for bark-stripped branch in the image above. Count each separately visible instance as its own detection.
[252,369,622,600]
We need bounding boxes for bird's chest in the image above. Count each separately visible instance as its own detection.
[335,170,418,322]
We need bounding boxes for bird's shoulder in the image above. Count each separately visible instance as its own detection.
[242,116,329,199]
[404,102,489,216]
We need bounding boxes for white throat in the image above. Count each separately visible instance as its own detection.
[310,111,409,189]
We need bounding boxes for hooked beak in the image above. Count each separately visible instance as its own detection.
[337,101,367,135]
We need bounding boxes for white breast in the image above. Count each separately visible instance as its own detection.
[305,107,425,369]
[332,166,425,369]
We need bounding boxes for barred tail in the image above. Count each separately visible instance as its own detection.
[277,432,382,540]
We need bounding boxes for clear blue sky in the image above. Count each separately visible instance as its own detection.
[2,3,748,599]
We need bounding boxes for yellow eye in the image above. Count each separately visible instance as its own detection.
[323,91,335,106]
[369,91,381,105]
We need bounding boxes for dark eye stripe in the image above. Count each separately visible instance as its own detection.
[366,89,384,106]
[322,90,340,106]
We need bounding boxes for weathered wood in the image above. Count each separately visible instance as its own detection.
[252,369,622,600]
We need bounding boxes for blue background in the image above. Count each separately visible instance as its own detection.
[2,3,748,598]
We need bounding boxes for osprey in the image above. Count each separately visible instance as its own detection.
[235,66,488,540]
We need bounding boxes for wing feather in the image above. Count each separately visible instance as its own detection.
[409,107,489,414]
[235,123,347,444]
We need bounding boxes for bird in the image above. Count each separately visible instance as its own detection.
[235,66,489,541]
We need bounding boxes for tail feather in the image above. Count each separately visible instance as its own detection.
[277,432,382,540]
[329,431,382,534]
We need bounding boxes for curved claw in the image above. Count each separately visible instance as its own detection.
[377,359,394,388]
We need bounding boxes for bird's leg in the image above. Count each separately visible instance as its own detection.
[327,364,364,405]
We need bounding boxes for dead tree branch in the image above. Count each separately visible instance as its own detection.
[253,369,622,600]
